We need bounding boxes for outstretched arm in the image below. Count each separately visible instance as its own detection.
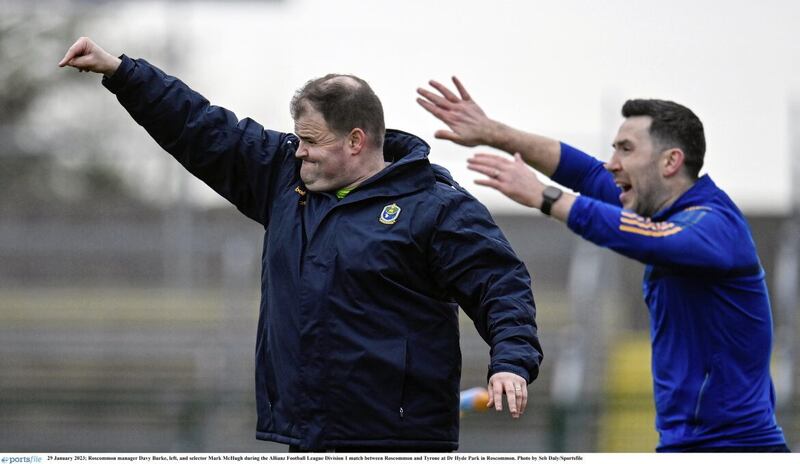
[468,153,751,274]
[58,37,121,77]
[58,37,292,226]
[416,77,561,177]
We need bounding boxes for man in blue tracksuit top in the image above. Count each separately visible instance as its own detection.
[418,78,790,452]
[59,39,543,451]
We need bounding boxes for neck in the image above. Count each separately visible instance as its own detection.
[656,175,697,213]
[344,150,387,190]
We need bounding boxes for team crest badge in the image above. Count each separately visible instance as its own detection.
[379,203,402,225]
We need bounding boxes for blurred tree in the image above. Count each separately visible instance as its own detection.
[0,5,141,214]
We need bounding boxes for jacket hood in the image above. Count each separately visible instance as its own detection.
[378,129,458,188]
[342,129,458,199]
[383,129,430,165]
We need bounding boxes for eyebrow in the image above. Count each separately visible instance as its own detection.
[612,139,633,148]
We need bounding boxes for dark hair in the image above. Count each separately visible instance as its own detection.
[622,99,706,179]
[290,74,385,149]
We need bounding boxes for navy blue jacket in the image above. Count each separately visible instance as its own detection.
[554,143,786,451]
[103,56,542,451]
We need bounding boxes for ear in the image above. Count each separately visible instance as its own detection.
[661,148,685,177]
[346,128,367,156]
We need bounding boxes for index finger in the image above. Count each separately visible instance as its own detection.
[491,379,504,412]
[452,76,472,101]
[58,40,84,67]
[58,48,77,67]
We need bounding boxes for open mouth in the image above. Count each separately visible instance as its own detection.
[616,180,632,205]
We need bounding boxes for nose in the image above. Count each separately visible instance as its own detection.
[605,152,621,173]
[295,140,308,159]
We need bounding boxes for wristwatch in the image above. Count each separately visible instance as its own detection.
[541,186,563,216]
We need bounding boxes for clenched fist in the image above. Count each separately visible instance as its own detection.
[58,37,121,77]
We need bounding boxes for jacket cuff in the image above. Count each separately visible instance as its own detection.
[102,54,135,93]
[566,195,593,236]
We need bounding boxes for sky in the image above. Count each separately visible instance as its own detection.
[75,0,800,213]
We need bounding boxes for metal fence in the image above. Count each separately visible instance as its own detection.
[0,208,796,452]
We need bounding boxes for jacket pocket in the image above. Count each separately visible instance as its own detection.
[325,335,410,439]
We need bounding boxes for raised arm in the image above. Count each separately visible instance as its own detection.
[58,37,293,226]
[416,77,561,177]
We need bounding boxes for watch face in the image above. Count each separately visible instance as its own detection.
[541,186,563,216]
[544,186,563,201]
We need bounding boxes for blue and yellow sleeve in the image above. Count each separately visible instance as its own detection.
[567,196,741,272]
[551,142,621,205]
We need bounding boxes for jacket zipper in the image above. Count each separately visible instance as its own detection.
[693,372,710,424]
[399,339,408,420]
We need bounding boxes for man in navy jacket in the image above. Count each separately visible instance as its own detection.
[417,78,789,452]
[59,38,542,452]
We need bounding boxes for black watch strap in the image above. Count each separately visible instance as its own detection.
[541,186,563,216]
